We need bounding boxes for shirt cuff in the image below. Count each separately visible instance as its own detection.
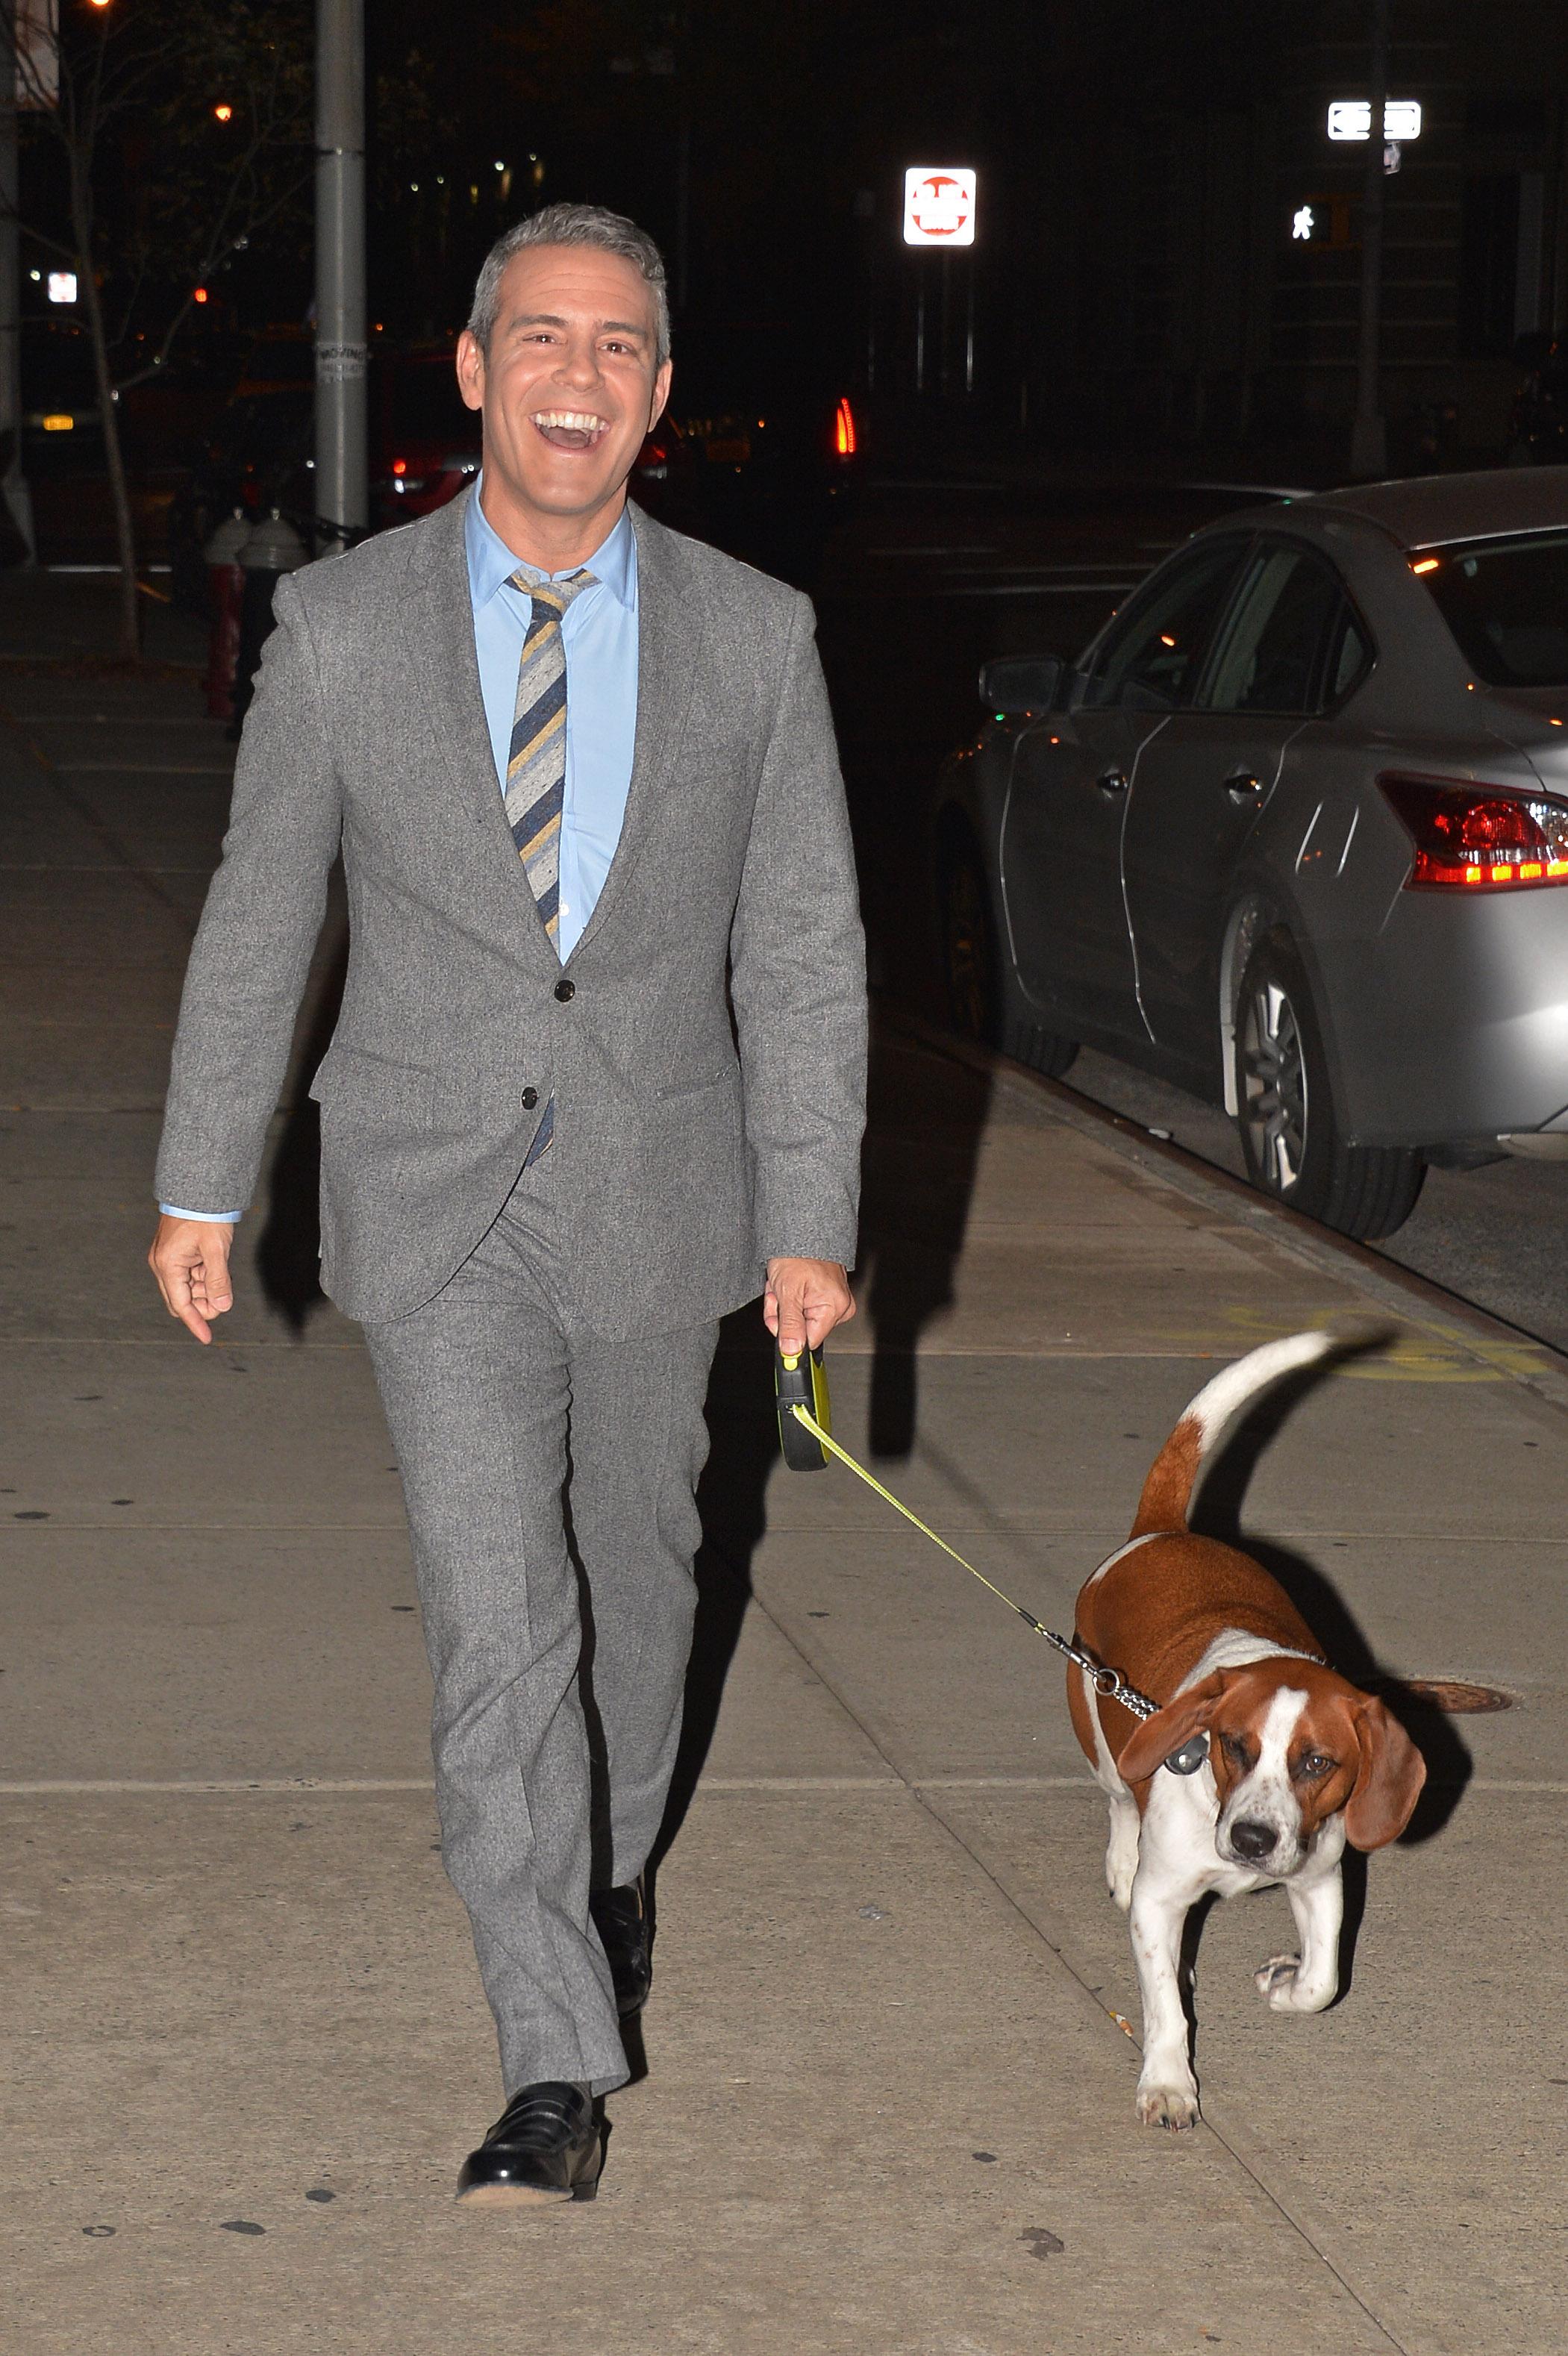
[158,1205,243,1223]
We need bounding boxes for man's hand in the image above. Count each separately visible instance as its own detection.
[149,1216,236,1345]
[763,1257,855,1356]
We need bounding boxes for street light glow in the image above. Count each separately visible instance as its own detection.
[213,103,233,122]
[1328,99,1422,142]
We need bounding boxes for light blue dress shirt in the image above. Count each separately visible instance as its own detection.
[465,480,640,966]
[160,482,640,1223]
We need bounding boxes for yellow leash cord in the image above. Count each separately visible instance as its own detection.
[787,1402,1060,1640]
[784,1399,1156,2043]
[785,1403,1158,1721]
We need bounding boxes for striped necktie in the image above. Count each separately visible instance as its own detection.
[504,566,596,946]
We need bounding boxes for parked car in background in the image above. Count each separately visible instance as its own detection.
[661,318,863,581]
[932,468,1568,1239]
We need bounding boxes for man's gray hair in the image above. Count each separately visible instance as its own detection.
[466,202,671,368]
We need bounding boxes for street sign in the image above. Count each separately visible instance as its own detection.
[903,168,977,247]
[1328,99,1422,142]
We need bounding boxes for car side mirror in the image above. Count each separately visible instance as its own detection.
[979,654,1063,715]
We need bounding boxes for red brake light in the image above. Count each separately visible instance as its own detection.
[392,457,407,476]
[834,396,857,457]
[1379,772,1568,890]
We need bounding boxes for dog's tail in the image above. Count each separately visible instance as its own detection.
[1131,1329,1341,1537]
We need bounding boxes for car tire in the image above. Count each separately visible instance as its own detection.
[937,838,1078,1075]
[938,840,1002,1045]
[1234,929,1425,1240]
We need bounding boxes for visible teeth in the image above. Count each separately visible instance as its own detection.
[534,410,607,431]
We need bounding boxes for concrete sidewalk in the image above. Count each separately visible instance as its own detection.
[1,626,1564,2356]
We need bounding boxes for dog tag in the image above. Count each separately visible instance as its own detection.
[1163,1734,1208,1775]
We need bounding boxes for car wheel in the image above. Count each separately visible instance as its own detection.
[937,839,1078,1075]
[938,840,1002,1046]
[1234,929,1425,1240]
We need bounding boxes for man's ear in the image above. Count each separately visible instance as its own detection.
[1116,1671,1228,1784]
[455,331,485,415]
[1343,1696,1426,1849]
[648,356,672,431]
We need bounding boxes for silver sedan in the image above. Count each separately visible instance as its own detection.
[932,468,1568,1238]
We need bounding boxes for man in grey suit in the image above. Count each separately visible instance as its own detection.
[149,204,866,2205]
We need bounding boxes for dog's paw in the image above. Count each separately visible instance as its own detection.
[1136,2078,1201,2132]
[1254,1953,1335,2013]
[1254,1952,1302,2003]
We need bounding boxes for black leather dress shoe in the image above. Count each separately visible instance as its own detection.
[455,2081,601,2205]
[590,1874,652,2017]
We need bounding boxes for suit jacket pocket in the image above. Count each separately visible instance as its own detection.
[308,1043,438,1128]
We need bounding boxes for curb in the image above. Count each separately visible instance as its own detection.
[883,1004,1568,1425]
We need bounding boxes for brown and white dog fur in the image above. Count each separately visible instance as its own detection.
[1068,1331,1426,2131]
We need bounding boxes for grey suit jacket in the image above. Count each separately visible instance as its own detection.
[155,491,866,1332]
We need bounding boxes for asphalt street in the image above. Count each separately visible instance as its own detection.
[813,471,1568,1362]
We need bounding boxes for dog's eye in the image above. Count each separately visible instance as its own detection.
[1296,1752,1337,1780]
[1219,1732,1252,1768]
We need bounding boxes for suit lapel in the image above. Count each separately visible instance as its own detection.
[403,489,699,967]
[404,490,557,959]
[565,502,702,966]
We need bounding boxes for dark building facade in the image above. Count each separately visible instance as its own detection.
[854,0,1568,466]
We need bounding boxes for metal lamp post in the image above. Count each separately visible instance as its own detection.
[1349,0,1391,477]
[314,0,366,556]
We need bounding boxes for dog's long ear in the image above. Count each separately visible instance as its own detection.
[1343,1696,1427,1849]
[1115,1671,1228,1784]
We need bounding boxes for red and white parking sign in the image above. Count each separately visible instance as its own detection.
[902,167,978,247]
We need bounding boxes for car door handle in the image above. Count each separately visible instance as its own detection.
[1224,770,1264,804]
[1096,768,1129,798]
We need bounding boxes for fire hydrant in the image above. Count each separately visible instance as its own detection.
[229,509,310,738]
[202,507,250,722]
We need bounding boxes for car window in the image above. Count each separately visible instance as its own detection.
[1078,540,1249,713]
[1416,531,1568,685]
[1199,545,1345,714]
[1325,604,1373,705]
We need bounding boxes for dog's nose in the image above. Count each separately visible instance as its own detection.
[1229,1819,1276,1862]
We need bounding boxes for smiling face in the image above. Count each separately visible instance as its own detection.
[455,242,672,565]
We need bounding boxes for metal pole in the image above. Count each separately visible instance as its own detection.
[0,0,36,561]
[1350,0,1390,477]
[315,0,366,557]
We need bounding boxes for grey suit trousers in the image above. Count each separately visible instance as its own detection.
[363,1156,718,2099]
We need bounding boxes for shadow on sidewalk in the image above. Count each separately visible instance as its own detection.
[1192,1337,1475,1997]
[660,1018,992,1847]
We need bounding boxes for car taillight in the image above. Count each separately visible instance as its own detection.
[392,457,407,475]
[1379,771,1568,889]
[834,396,857,457]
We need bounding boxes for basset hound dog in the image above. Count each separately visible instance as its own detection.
[1068,1331,1426,2131]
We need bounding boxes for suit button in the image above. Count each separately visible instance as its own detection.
[553,978,575,1003]
[521,1087,539,1110]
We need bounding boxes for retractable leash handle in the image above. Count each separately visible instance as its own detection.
[775,1341,831,1471]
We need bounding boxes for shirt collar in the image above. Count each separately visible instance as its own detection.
[465,477,636,612]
